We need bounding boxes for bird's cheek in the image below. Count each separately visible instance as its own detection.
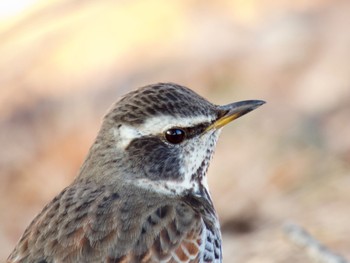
[180,142,201,175]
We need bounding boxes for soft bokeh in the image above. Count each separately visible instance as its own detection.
[1,0,350,261]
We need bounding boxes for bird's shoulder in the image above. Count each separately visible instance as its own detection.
[8,180,207,263]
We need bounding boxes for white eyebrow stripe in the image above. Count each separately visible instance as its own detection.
[114,125,143,149]
[114,115,216,149]
[139,115,214,135]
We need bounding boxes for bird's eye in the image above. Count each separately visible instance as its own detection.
[165,128,186,144]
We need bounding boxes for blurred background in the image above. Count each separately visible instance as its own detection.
[1,0,350,262]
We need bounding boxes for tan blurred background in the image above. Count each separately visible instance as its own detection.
[1,0,350,262]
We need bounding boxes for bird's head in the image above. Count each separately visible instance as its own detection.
[78,83,264,197]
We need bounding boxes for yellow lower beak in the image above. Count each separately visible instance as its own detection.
[206,100,265,131]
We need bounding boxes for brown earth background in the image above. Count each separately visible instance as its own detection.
[1,0,350,262]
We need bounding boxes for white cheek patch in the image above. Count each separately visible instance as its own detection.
[183,131,219,193]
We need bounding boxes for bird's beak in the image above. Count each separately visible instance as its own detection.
[205,100,265,131]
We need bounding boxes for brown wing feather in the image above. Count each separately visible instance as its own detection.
[8,182,121,262]
[7,181,204,263]
[107,203,203,263]
[149,217,202,262]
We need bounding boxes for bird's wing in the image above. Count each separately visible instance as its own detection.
[7,182,204,263]
[106,217,203,263]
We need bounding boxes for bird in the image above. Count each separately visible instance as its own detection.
[7,83,264,263]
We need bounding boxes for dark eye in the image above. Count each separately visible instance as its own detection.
[165,128,186,144]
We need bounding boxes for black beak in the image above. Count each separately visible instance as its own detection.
[206,100,265,131]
